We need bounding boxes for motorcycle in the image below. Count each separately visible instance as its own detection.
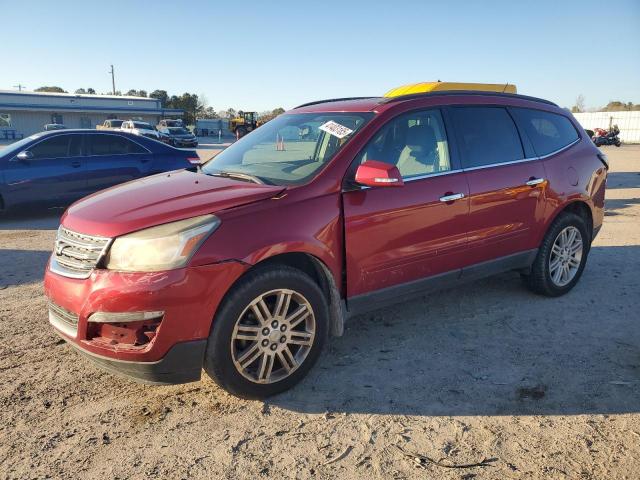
[592,126,622,147]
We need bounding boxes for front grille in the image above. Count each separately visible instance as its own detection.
[51,226,111,278]
[48,301,79,337]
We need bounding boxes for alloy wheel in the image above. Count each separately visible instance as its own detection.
[549,226,583,287]
[230,289,316,384]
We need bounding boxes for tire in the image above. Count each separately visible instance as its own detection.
[204,265,328,399]
[236,127,247,138]
[523,212,590,297]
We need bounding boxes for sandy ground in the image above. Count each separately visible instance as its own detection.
[0,147,638,479]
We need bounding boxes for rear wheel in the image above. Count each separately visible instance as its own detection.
[204,266,328,399]
[523,212,590,296]
[236,126,247,138]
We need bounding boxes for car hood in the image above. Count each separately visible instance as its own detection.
[62,169,285,238]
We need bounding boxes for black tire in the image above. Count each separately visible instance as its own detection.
[204,265,328,399]
[523,212,590,296]
[236,127,247,138]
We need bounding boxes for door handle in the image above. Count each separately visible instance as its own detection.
[525,178,545,186]
[439,193,465,202]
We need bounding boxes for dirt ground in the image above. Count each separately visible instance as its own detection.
[1,146,638,480]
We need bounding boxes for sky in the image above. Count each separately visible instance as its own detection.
[2,0,639,112]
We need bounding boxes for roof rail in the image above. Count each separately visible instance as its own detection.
[294,97,378,109]
[379,90,558,107]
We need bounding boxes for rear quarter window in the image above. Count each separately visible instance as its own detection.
[511,108,579,156]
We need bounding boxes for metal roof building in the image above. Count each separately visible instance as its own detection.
[0,90,184,139]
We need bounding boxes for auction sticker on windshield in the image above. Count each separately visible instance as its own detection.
[318,120,353,139]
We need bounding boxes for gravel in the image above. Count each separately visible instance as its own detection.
[0,146,638,479]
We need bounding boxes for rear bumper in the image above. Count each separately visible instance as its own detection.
[60,334,207,384]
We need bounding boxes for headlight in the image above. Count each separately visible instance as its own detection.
[105,215,220,272]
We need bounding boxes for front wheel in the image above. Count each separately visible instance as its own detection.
[523,212,590,296]
[204,266,328,399]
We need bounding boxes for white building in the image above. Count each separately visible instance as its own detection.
[0,90,183,138]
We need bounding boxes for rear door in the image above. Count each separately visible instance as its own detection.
[343,108,470,304]
[448,106,547,268]
[84,133,152,191]
[4,134,86,206]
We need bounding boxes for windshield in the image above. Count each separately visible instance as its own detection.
[108,120,123,127]
[202,112,373,185]
[168,127,190,135]
[133,122,153,130]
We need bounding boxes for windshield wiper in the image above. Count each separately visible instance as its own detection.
[209,171,266,184]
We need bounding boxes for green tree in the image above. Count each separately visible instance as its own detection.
[35,86,67,93]
[75,88,87,94]
[87,88,96,94]
[150,89,169,106]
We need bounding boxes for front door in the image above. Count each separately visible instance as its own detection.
[4,133,86,207]
[343,108,469,305]
[447,106,547,267]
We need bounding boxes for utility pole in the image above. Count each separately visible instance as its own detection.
[13,84,26,92]
[109,65,116,95]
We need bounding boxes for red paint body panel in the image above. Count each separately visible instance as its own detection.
[463,160,547,265]
[343,172,470,296]
[44,91,607,378]
[44,260,248,361]
[62,169,284,237]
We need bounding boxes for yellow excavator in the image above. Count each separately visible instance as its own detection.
[229,111,262,138]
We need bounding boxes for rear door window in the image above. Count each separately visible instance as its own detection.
[29,135,72,159]
[511,108,579,156]
[87,135,146,155]
[450,107,524,169]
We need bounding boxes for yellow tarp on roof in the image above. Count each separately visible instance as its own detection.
[384,82,517,97]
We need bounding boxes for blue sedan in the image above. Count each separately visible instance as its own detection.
[0,129,200,211]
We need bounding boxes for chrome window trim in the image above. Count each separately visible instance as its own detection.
[536,138,580,160]
[403,168,464,183]
[10,131,152,161]
[348,137,580,189]
[461,138,580,172]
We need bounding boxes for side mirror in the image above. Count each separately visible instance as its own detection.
[15,150,34,161]
[355,160,404,188]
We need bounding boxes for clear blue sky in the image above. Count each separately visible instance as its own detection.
[2,0,639,111]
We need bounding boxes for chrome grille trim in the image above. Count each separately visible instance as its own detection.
[51,226,112,279]
[48,301,79,338]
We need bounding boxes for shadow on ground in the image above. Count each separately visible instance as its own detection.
[606,171,640,189]
[0,208,62,230]
[270,245,640,417]
[0,249,51,287]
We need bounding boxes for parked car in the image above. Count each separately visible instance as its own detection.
[158,119,184,128]
[119,120,161,141]
[44,86,607,399]
[96,119,124,130]
[0,129,200,211]
[44,123,66,131]
[159,127,198,148]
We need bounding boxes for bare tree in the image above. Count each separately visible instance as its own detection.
[572,94,585,113]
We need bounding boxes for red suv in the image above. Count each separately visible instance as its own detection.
[44,90,608,398]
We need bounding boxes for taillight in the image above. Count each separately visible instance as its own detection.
[186,157,201,165]
[597,153,609,170]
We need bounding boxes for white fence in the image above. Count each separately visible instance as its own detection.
[573,111,640,144]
